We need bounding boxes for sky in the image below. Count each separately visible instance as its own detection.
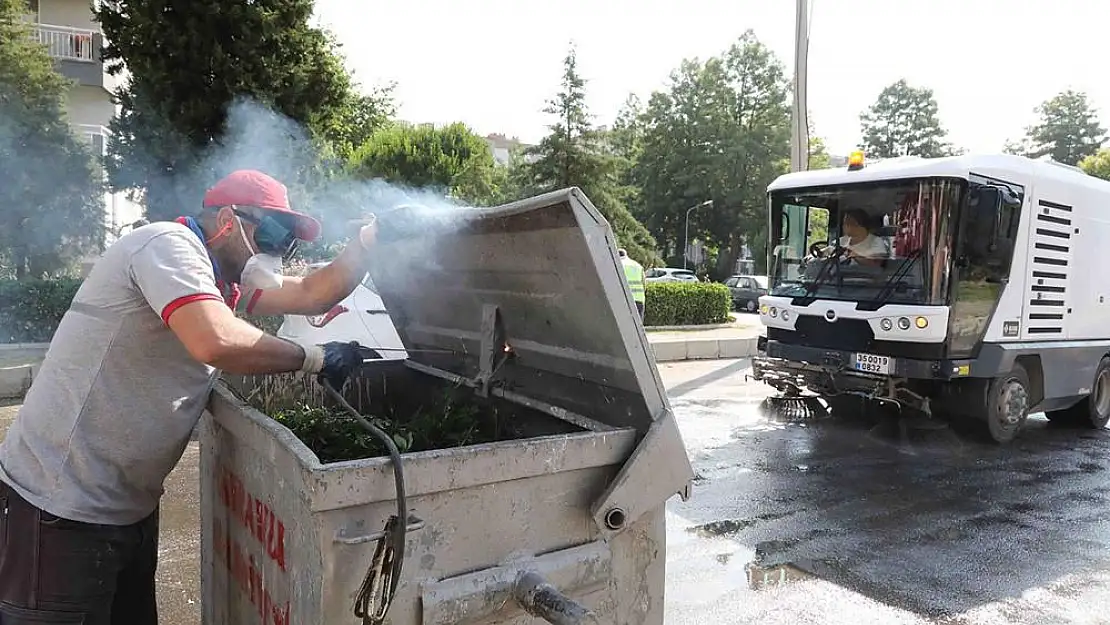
[314,1,1110,157]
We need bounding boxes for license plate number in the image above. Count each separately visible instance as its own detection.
[854,353,893,374]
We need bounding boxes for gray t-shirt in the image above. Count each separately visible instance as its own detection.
[0,222,228,525]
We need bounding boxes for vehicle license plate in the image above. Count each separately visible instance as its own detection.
[854,353,892,374]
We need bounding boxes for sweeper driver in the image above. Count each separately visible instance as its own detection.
[0,169,377,625]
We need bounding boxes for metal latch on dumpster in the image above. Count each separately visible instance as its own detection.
[421,540,610,625]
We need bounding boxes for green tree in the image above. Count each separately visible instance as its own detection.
[0,0,104,278]
[327,87,398,161]
[1079,148,1110,180]
[859,79,952,158]
[605,95,646,218]
[96,0,388,221]
[1014,90,1105,165]
[520,45,659,266]
[807,120,832,170]
[347,122,505,206]
[635,30,790,277]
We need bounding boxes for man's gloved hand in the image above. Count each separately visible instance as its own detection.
[300,341,364,389]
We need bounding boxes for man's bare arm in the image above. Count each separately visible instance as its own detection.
[245,226,375,317]
[167,299,309,374]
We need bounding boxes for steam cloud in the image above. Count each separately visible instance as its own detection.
[186,97,476,240]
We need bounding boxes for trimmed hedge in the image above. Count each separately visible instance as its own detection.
[644,282,731,327]
[0,279,285,344]
[0,277,733,341]
[0,279,83,343]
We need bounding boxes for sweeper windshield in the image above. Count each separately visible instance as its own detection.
[768,178,964,309]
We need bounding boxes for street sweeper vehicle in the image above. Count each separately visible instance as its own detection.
[752,151,1110,444]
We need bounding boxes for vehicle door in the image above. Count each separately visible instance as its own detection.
[354,276,407,356]
[724,276,741,302]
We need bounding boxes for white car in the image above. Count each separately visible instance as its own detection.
[277,266,407,360]
[645,267,700,283]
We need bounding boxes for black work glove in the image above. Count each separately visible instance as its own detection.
[316,341,364,390]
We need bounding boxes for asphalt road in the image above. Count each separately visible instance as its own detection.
[6,359,1110,624]
[663,359,1110,625]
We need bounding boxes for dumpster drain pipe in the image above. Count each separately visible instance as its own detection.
[320,378,407,625]
[513,571,600,625]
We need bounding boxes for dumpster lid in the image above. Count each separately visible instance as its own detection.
[365,188,671,435]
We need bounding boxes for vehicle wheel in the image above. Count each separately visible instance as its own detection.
[984,364,1031,444]
[744,300,758,313]
[1046,357,1110,429]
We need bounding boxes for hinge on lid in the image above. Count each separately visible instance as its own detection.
[474,304,513,397]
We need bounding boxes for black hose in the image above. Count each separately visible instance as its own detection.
[319,378,407,624]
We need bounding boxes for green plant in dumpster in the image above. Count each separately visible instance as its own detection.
[242,373,496,462]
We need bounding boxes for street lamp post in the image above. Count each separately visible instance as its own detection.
[683,200,713,270]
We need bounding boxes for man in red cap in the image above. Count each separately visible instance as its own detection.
[0,169,376,624]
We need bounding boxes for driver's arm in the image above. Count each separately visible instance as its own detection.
[239,225,376,317]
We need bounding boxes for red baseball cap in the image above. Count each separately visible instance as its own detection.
[202,169,321,242]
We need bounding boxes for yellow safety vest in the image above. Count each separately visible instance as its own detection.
[622,257,646,303]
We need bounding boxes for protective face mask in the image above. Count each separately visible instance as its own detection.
[240,253,285,290]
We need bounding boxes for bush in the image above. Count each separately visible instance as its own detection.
[0,279,83,343]
[0,278,286,344]
[644,282,731,327]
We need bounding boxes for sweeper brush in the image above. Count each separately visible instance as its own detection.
[758,393,831,422]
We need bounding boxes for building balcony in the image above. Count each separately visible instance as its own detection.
[75,123,109,156]
[33,23,118,92]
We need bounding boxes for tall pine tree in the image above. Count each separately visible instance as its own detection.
[859,79,952,158]
[520,45,658,266]
[0,0,104,277]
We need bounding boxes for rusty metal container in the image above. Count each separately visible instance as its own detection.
[199,188,694,624]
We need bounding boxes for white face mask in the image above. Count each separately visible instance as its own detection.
[241,253,284,290]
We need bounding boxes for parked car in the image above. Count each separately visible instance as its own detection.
[724,274,769,312]
[645,267,700,283]
[277,264,407,359]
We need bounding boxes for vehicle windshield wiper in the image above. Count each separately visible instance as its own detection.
[795,245,847,306]
[858,250,922,311]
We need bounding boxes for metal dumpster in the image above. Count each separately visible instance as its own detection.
[199,187,695,624]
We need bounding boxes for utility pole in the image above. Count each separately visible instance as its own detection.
[790,0,811,173]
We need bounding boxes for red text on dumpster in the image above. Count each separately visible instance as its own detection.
[218,466,287,571]
[214,517,290,625]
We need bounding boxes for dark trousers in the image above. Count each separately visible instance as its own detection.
[635,301,645,320]
[0,481,159,624]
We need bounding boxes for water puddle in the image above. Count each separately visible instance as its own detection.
[688,510,796,537]
[744,560,815,590]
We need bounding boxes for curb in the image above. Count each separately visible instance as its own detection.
[0,343,50,351]
[0,364,37,400]
[650,337,759,363]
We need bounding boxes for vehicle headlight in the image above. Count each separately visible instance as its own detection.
[770,307,778,318]
[880,318,893,331]
[760,304,769,315]
[781,310,791,322]
[898,317,911,330]
[915,316,929,329]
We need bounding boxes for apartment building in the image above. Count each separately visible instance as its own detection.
[24,0,143,250]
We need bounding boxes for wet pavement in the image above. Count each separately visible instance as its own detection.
[662,359,1110,624]
[5,359,1110,624]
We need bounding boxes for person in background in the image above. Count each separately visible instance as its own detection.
[0,169,380,625]
[619,247,646,320]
